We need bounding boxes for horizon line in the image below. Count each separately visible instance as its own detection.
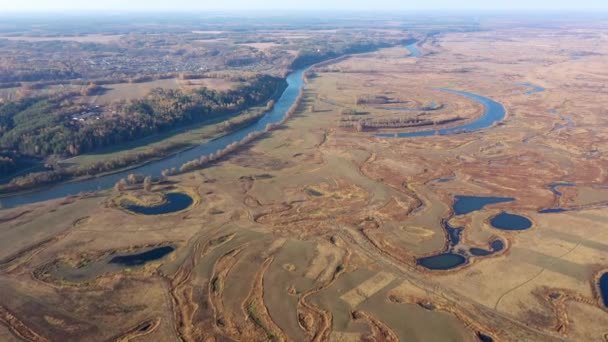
[2,8,608,15]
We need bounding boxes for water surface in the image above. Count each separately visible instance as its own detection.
[490,212,532,231]
[417,253,466,270]
[517,82,545,95]
[600,272,608,307]
[124,193,193,215]
[110,246,175,266]
[405,41,422,57]
[470,240,504,256]
[452,196,514,216]
[538,208,569,214]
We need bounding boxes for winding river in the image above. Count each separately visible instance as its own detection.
[376,89,506,138]
[1,41,510,209]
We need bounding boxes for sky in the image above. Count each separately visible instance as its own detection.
[2,0,608,12]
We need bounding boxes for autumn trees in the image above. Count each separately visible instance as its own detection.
[0,74,285,160]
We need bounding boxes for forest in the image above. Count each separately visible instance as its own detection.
[0,74,285,177]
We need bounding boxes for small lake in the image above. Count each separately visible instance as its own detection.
[417,253,467,270]
[490,212,532,231]
[110,246,175,266]
[124,192,193,215]
[453,195,514,216]
[445,222,463,246]
[405,41,422,57]
[470,239,504,256]
[517,82,545,95]
[376,89,506,138]
[600,272,608,307]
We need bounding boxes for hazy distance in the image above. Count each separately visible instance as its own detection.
[4,0,608,12]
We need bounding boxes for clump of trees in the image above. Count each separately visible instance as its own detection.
[0,155,16,176]
[80,83,105,96]
[291,39,394,69]
[340,116,464,132]
[3,170,68,191]
[178,131,266,174]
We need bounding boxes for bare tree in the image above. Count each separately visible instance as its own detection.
[143,176,153,192]
[114,178,128,192]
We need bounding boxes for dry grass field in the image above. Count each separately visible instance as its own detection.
[0,34,124,43]
[81,77,240,105]
[1,20,608,341]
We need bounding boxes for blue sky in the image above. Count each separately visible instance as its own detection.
[3,0,608,12]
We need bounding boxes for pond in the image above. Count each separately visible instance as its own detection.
[470,240,504,257]
[452,196,514,216]
[417,253,467,270]
[123,192,193,215]
[490,212,532,231]
[600,272,608,307]
[110,246,175,266]
[538,208,569,214]
[42,245,176,283]
[517,82,545,95]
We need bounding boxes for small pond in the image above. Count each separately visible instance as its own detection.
[599,272,608,307]
[453,196,514,216]
[490,212,532,231]
[110,246,175,266]
[124,192,193,215]
[538,208,569,214]
[417,253,467,270]
[517,82,545,95]
[42,245,176,283]
[470,240,504,257]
